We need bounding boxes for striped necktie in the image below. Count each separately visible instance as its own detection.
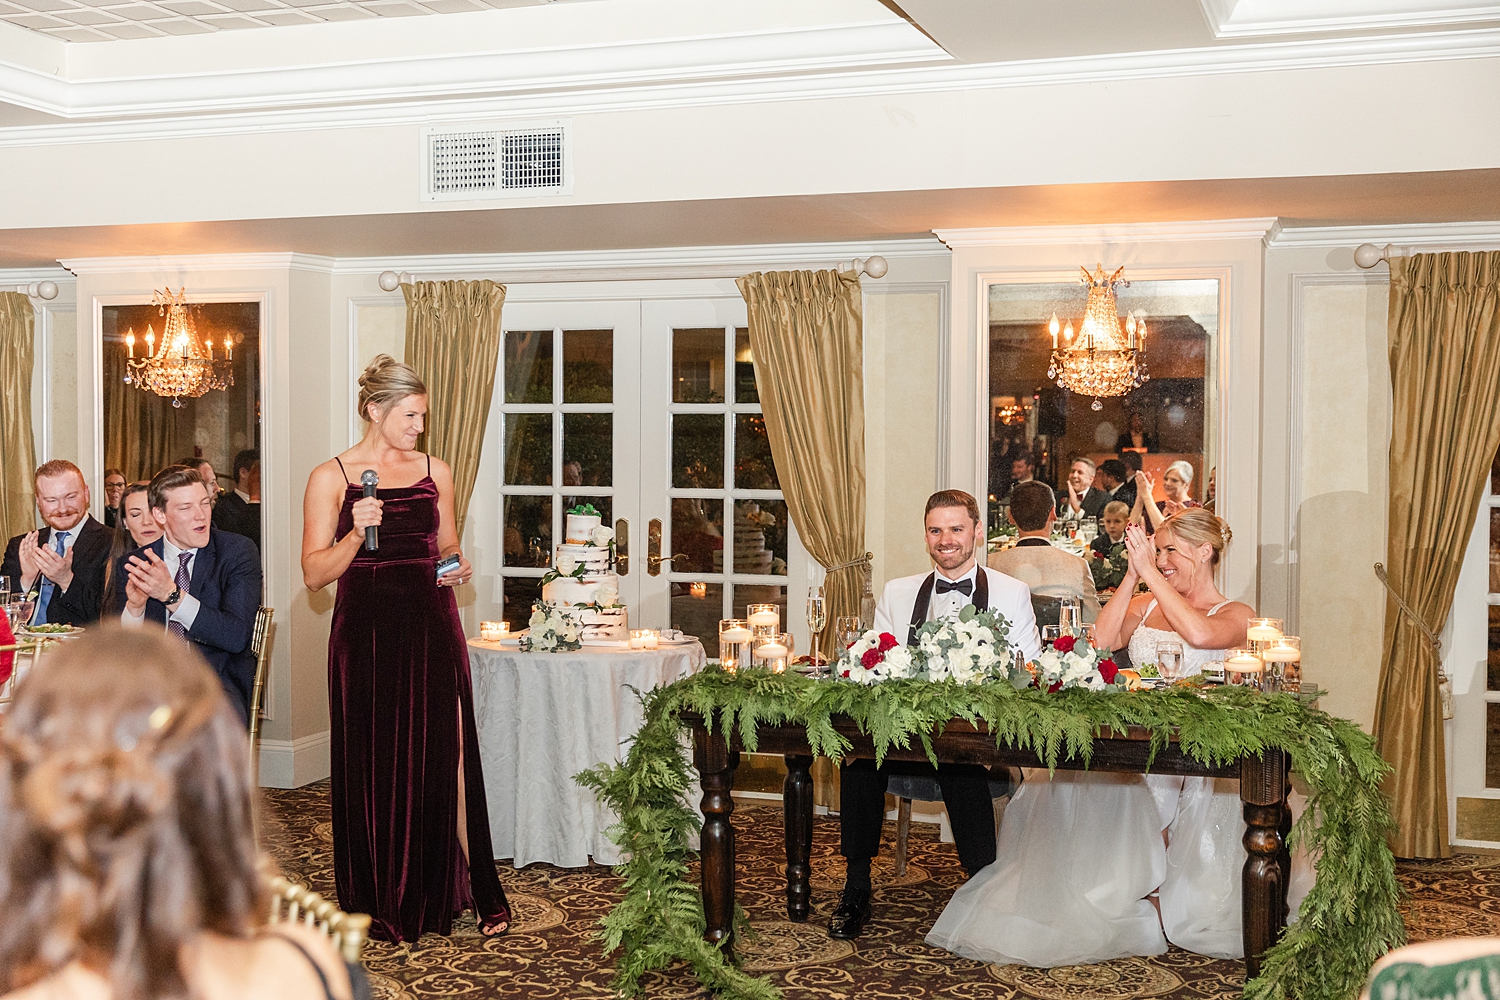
[167,552,192,638]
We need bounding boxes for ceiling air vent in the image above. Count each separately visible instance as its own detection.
[420,121,571,202]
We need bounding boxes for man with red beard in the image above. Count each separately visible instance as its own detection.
[2,459,117,626]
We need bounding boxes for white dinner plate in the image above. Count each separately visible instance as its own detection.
[656,637,699,646]
[583,639,629,649]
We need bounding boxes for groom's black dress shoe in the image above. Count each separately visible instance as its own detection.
[827,888,873,939]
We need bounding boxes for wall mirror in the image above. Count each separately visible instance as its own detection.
[985,276,1219,534]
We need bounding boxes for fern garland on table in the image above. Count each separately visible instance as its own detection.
[575,668,1405,1000]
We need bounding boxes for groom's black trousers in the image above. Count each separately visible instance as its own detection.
[838,759,998,876]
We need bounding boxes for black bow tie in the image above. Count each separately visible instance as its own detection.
[935,577,972,596]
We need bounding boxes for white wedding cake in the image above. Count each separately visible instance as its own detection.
[540,507,627,640]
[713,501,776,575]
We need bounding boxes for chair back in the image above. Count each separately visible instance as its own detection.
[266,875,372,964]
[248,607,273,764]
[0,639,52,709]
[1031,595,1063,629]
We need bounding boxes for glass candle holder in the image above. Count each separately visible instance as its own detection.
[629,629,650,650]
[480,621,507,642]
[718,618,753,672]
[642,629,660,650]
[753,632,793,673]
[1262,635,1301,692]
[1225,647,1264,690]
[1246,617,1284,645]
[746,603,780,636]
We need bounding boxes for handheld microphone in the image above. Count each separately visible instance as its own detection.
[360,469,379,551]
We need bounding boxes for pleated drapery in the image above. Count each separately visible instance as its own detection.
[1374,251,1500,859]
[0,293,37,539]
[735,269,871,646]
[103,343,186,482]
[402,280,506,537]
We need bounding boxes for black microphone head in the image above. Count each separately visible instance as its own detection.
[360,469,379,487]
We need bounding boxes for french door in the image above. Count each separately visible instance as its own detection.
[493,295,810,650]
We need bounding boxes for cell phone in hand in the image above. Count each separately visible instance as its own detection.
[435,553,461,580]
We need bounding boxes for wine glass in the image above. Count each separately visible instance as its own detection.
[1042,624,1060,648]
[14,597,35,630]
[1156,641,1184,680]
[806,593,827,673]
[0,576,10,611]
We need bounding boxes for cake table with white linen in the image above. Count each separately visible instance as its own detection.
[468,636,706,868]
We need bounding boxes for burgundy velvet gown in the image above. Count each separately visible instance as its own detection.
[327,468,509,942]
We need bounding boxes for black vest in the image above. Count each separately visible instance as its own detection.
[907,569,989,646]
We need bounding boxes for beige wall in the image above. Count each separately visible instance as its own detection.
[864,287,944,591]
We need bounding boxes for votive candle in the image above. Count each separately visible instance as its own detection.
[1246,618,1284,643]
[480,620,506,641]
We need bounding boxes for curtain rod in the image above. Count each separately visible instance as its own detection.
[1353,243,1407,269]
[374,255,890,291]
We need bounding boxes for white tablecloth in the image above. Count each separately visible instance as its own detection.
[468,639,706,868]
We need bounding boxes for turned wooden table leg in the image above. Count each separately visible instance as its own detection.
[1241,748,1288,978]
[1277,759,1293,924]
[783,754,814,922]
[695,726,738,958]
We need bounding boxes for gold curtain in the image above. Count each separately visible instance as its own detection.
[1374,251,1500,859]
[402,280,506,536]
[0,293,37,538]
[736,269,870,646]
[103,345,185,482]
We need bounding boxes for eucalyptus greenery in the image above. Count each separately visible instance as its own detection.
[576,668,1405,1000]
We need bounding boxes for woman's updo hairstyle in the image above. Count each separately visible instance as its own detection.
[1165,459,1195,485]
[1158,507,1232,565]
[0,626,263,1000]
[357,353,427,423]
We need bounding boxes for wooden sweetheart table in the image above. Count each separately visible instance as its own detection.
[684,713,1293,977]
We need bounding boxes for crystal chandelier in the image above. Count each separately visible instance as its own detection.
[123,289,235,408]
[1046,265,1150,411]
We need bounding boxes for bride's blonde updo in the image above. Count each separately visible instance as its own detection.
[1159,507,1232,565]
[357,354,426,422]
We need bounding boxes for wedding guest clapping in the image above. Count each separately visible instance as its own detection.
[0,626,363,1000]
[1058,457,1108,521]
[1,460,116,627]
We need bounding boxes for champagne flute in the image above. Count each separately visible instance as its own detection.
[806,592,827,673]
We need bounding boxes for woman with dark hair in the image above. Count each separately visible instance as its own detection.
[0,626,362,1000]
[100,481,161,620]
[301,354,510,942]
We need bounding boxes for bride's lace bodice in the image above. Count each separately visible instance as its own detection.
[1126,599,1232,676]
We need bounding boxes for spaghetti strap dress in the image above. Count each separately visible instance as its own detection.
[326,456,509,942]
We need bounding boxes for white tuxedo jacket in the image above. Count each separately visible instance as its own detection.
[872,566,1042,662]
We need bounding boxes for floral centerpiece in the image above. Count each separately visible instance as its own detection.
[1091,538,1128,592]
[520,600,582,652]
[1013,634,1120,692]
[836,607,1012,685]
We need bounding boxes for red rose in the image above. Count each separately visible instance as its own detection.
[861,648,884,669]
[1047,681,1062,693]
[1053,635,1076,653]
[877,632,899,653]
[1098,658,1118,684]
[841,668,851,678]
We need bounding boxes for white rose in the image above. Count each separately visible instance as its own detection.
[556,553,577,575]
[596,583,619,606]
[883,646,915,679]
[592,526,615,546]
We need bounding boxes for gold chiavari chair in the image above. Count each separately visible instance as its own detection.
[0,639,53,709]
[267,876,372,964]
[248,607,273,778]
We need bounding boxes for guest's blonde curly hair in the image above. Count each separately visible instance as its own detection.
[1158,507,1232,565]
[0,627,263,1000]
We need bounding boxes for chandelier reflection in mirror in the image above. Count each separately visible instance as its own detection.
[1046,265,1150,411]
[122,289,235,407]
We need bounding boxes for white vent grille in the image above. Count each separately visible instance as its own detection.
[421,121,570,201]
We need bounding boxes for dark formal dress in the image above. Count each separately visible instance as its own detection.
[327,463,509,943]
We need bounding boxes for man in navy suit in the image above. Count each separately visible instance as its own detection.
[2,459,118,626]
[115,464,262,724]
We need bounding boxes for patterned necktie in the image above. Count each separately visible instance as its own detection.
[32,530,69,626]
[166,552,192,638]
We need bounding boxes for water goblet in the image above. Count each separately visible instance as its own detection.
[1042,624,1060,648]
[1156,641,1184,680]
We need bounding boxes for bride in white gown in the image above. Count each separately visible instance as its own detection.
[928,510,1310,967]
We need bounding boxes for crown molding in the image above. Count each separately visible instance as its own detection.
[1268,220,1500,248]
[1200,0,1500,37]
[933,219,1281,249]
[0,266,75,283]
[57,252,337,274]
[3,24,1500,146]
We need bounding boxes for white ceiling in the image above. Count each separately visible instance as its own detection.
[0,0,588,43]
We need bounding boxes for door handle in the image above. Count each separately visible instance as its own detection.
[614,518,628,575]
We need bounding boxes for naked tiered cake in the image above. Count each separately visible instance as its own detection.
[540,506,627,640]
[713,501,776,574]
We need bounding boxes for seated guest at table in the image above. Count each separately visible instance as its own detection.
[829,489,1040,941]
[1115,411,1156,453]
[213,449,262,551]
[1097,458,1133,514]
[102,467,126,528]
[101,481,163,617]
[987,482,1100,622]
[115,465,262,725]
[301,353,510,943]
[930,509,1282,967]
[1133,461,1202,532]
[1057,456,1108,522]
[1001,452,1037,501]
[1088,500,1131,595]
[0,626,363,1000]
[178,456,220,496]
[1117,451,1143,510]
[2,460,117,627]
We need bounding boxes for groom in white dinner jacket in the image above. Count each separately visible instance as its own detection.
[828,489,1042,940]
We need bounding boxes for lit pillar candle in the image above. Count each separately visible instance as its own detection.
[719,626,752,643]
[1261,645,1301,663]
[747,609,779,628]
[1225,651,1263,672]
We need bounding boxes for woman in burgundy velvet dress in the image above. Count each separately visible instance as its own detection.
[301,354,509,942]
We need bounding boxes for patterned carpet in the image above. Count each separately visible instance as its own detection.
[260,782,1500,1000]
